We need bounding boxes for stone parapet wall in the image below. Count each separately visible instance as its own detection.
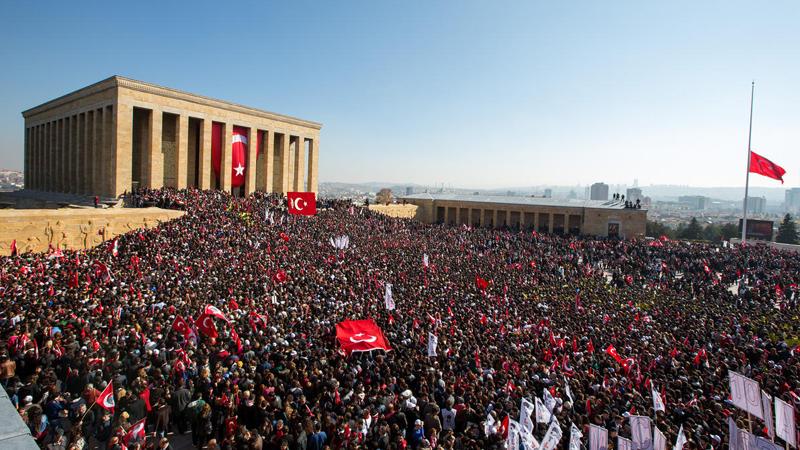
[0,207,184,255]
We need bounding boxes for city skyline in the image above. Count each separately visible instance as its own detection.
[1,1,798,188]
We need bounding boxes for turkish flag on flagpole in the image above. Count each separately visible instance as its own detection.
[97,381,115,413]
[749,151,786,183]
[335,319,392,355]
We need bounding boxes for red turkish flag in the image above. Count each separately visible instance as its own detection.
[194,313,219,338]
[475,275,489,291]
[124,418,146,446]
[605,344,625,365]
[203,305,228,322]
[288,192,317,215]
[335,319,392,355]
[231,126,248,188]
[750,151,785,183]
[273,269,287,283]
[97,381,115,413]
[171,315,195,340]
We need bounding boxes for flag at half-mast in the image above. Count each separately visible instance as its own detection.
[749,151,785,183]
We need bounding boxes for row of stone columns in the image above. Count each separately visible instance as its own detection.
[441,206,583,233]
[131,108,319,196]
[25,105,115,196]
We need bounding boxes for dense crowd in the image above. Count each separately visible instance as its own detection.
[1,188,798,450]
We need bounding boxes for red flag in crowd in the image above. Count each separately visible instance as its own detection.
[249,311,268,331]
[606,344,626,366]
[694,348,707,366]
[124,418,146,446]
[204,305,229,322]
[194,313,219,339]
[229,298,240,310]
[97,382,115,413]
[273,269,287,283]
[140,387,152,412]
[335,319,392,355]
[288,192,317,215]
[749,151,786,183]
[587,339,595,354]
[231,327,243,354]
[10,239,17,256]
[171,315,195,340]
[475,276,489,291]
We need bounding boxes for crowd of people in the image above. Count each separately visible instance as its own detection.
[1,187,798,450]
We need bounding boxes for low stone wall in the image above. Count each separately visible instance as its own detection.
[368,203,419,219]
[0,207,185,255]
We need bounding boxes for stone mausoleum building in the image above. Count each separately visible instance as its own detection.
[403,193,647,238]
[21,76,321,197]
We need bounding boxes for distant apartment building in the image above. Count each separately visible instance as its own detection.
[543,189,552,198]
[746,196,766,215]
[406,186,414,196]
[678,195,709,210]
[626,188,643,203]
[590,183,609,201]
[786,188,800,214]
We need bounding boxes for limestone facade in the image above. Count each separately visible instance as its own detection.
[403,194,646,238]
[22,76,322,197]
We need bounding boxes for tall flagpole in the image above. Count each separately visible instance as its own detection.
[741,81,755,243]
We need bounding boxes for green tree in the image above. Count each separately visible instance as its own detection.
[680,217,703,240]
[776,213,799,244]
[702,223,721,242]
[719,223,739,241]
[645,220,675,239]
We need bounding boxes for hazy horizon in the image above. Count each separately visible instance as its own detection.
[1,1,798,188]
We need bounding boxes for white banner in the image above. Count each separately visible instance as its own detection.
[673,425,687,450]
[540,420,563,450]
[729,417,741,450]
[484,412,497,436]
[775,397,797,448]
[618,436,633,450]
[652,387,665,413]
[427,332,438,357]
[535,397,550,424]
[755,436,783,450]
[729,370,764,419]
[589,424,608,450]
[761,390,774,440]
[740,430,757,450]
[521,430,540,450]
[569,423,583,450]
[653,427,666,450]
[384,283,395,311]
[423,253,429,267]
[519,398,535,435]
[543,388,557,413]
[630,415,653,450]
[564,377,574,404]
[507,419,521,450]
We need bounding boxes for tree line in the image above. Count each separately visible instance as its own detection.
[646,213,799,244]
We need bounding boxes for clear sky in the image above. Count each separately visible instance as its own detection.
[1,1,798,188]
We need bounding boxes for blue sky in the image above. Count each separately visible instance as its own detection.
[1,1,798,188]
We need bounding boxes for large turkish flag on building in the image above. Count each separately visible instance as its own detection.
[231,126,248,188]
[336,319,392,355]
[211,123,248,188]
[288,192,317,215]
[749,151,785,184]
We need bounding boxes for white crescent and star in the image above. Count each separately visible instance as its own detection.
[234,164,245,177]
[291,197,307,211]
[349,332,377,343]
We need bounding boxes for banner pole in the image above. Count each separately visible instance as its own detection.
[741,81,755,243]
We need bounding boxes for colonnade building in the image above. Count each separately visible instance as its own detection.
[403,193,646,238]
[21,76,321,197]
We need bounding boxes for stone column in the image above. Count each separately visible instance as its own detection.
[220,123,233,192]
[455,208,461,224]
[264,130,274,192]
[293,136,306,191]
[175,114,189,189]
[245,127,257,194]
[113,103,132,197]
[307,137,319,194]
[443,205,449,224]
[548,214,554,234]
[479,209,486,227]
[492,210,498,228]
[533,213,539,231]
[91,108,102,195]
[198,119,212,190]
[505,210,511,227]
[278,133,290,193]
[82,112,91,193]
[59,119,67,193]
[146,109,163,188]
[519,211,525,229]
[64,117,72,193]
[75,113,84,194]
